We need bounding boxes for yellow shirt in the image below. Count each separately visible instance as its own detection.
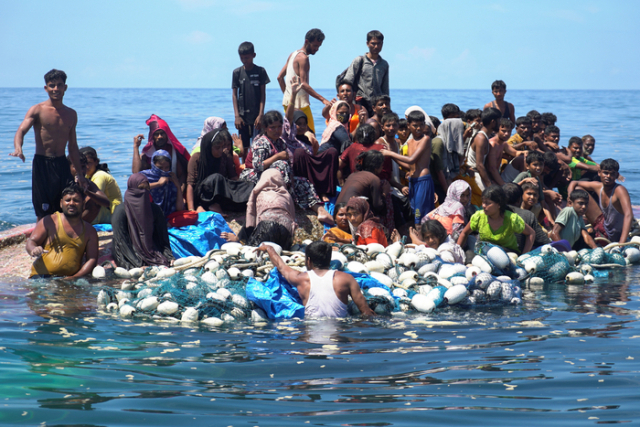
[30,212,87,277]
[90,170,122,224]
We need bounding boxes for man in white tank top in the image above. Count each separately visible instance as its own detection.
[256,241,374,319]
[277,28,331,135]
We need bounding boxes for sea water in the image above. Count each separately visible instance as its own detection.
[0,89,639,425]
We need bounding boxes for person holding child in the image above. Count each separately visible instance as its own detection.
[140,150,184,217]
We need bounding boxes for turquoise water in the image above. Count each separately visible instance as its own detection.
[1,89,640,425]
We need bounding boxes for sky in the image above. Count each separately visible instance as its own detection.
[2,0,640,90]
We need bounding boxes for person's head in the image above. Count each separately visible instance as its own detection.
[525,151,545,177]
[248,221,293,250]
[202,128,232,159]
[60,183,85,218]
[599,158,620,186]
[420,220,448,249]
[355,150,384,174]
[567,136,583,158]
[381,112,399,138]
[79,146,109,176]
[491,80,507,100]
[407,110,426,138]
[447,180,471,206]
[238,41,256,67]
[542,151,559,173]
[397,118,409,142]
[261,110,283,140]
[441,103,461,120]
[582,135,595,156]
[541,112,557,127]
[128,173,150,192]
[44,69,68,101]
[465,108,482,129]
[502,182,524,206]
[293,110,309,136]
[304,28,325,54]
[544,125,560,143]
[346,197,371,228]
[372,94,390,117]
[68,152,88,177]
[569,189,589,216]
[335,101,351,125]
[481,185,507,216]
[152,152,171,172]
[515,116,532,138]
[497,118,514,141]
[333,202,349,232]
[526,110,542,132]
[366,30,384,55]
[355,124,377,147]
[481,107,501,131]
[429,116,441,134]
[152,129,169,149]
[521,181,539,209]
[305,241,332,270]
[336,81,354,102]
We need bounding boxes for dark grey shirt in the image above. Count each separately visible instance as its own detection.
[344,55,389,101]
[508,204,551,252]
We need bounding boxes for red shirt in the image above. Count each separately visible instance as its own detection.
[340,143,392,181]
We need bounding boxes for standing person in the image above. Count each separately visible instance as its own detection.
[465,107,501,205]
[11,69,88,220]
[343,30,389,115]
[277,28,331,134]
[232,42,270,160]
[483,80,516,123]
[79,146,122,224]
[28,184,98,279]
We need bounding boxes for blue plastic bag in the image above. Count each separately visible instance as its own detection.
[168,212,233,259]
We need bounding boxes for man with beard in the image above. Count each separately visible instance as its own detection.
[28,184,99,278]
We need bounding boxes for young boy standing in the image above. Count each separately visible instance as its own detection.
[483,80,516,123]
[465,107,501,206]
[551,189,597,250]
[486,118,515,187]
[232,42,270,159]
[11,69,88,220]
[381,110,433,223]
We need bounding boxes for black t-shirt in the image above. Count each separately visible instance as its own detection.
[232,65,270,121]
[318,126,351,154]
[508,204,551,251]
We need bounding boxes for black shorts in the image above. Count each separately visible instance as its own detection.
[239,121,256,150]
[32,154,74,218]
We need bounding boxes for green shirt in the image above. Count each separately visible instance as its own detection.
[568,156,597,180]
[555,206,586,247]
[469,210,525,253]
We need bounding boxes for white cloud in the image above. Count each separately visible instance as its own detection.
[184,30,213,44]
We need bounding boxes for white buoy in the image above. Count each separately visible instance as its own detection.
[232,294,249,308]
[411,294,436,313]
[565,271,585,285]
[346,261,368,274]
[471,256,493,273]
[398,270,418,283]
[251,308,269,322]
[217,288,231,300]
[204,260,220,271]
[156,268,176,279]
[119,305,136,318]
[364,260,385,273]
[486,246,510,269]
[156,301,179,315]
[181,307,199,322]
[92,266,106,279]
[386,242,403,258]
[128,268,144,279]
[369,272,393,288]
[202,317,224,326]
[444,285,468,305]
[366,243,385,256]
[227,267,241,280]
[207,292,226,303]
[114,267,131,279]
[139,296,159,311]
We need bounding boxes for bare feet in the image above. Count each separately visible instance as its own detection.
[409,226,423,245]
[390,229,401,243]
[314,205,335,226]
[221,232,238,242]
[196,206,206,213]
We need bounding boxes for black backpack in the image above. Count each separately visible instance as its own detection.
[335,56,365,92]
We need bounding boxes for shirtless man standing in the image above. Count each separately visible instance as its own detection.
[277,28,331,134]
[11,69,88,220]
[256,241,374,318]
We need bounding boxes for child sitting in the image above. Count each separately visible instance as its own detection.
[423,180,472,241]
[520,180,542,219]
[323,202,352,245]
[339,124,391,182]
[550,189,597,250]
[513,151,553,222]
[457,185,535,254]
[346,197,388,247]
[410,219,465,264]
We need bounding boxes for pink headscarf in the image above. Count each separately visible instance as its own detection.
[426,180,470,220]
[198,117,226,143]
[142,114,191,162]
[320,101,350,145]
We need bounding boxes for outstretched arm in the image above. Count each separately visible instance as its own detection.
[456,222,472,248]
[11,105,37,162]
[347,275,375,317]
[522,223,535,254]
[297,55,329,106]
[256,245,304,285]
[381,136,431,165]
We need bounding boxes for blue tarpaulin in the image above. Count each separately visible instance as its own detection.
[168,212,233,259]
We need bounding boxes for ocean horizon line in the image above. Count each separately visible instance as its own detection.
[4,87,640,92]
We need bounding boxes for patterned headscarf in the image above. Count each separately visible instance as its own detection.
[321,101,350,145]
[346,197,384,240]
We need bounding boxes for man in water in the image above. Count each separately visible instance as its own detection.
[277,28,331,134]
[11,69,88,220]
[256,242,374,318]
[28,184,99,278]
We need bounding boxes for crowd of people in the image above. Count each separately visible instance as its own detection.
[12,29,635,293]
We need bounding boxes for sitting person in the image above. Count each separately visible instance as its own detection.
[79,146,122,225]
[318,100,352,154]
[514,150,554,222]
[340,124,391,182]
[256,241,374,318]
[111,173,174,269]
[133,114,190,190]
[222,169,296,250]
[323,202,352,245]
[567,136,599,181]
[140,150,184,217]
[187,128,254,213]
[28,184,99,278]
[423,180,472,241]
[336,151,389,221]
[457,185,535,254]
[551,189,597,250]
[346,197,388,247]
[67,153,111,224]
[410,219,465,264]
[190,116,226,153]
[190,116,243,175]
[502,183,552,252]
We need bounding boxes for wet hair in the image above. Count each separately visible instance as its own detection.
[398,118,408,130]
[420,220,447,246]
[381,112,399,126]
[600,158,619,172]
[430,116,441,131]
[333,202,348,221]
[544,125,560,136]
[355,124,377,146]
[482,185,508,214]
[372,94,390,108]
[260,110,283,132]
[355,150,384,173]
[79,146,110,173]
[498,118,514,130]
[543,151,559,170]
[198,128,232,183]
[521,181,539,194]
[515,116,531,127]
[570,189,589,202]
[305,28,325,43]
[526,151,545,165]
[582,134,595,143]
[406,110,425,124]
[238,41,255,55]
[526,110,541,121]
[541,112,557,126]
[44,69,67,84]
[441,103,460,119]
[502,183,524,206]
[491,80,507,91]
[247,221,293,250]
[568,136,583,147]
[367,30,384,42]
[305,241,332,269]
[465,108,482,122]
[481,107,501,127]
[61,183,85,199]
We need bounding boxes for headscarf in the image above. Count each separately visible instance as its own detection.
[192,117,226,154]
[139,150,178,217]
[404,105,436,135]
[346,197,384,240]
[321,101,350,145]
[246,169,296,236]
[142,115,191,172]
[426,179,470,220]
[196,129,225,184]
[124,173,170,267]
